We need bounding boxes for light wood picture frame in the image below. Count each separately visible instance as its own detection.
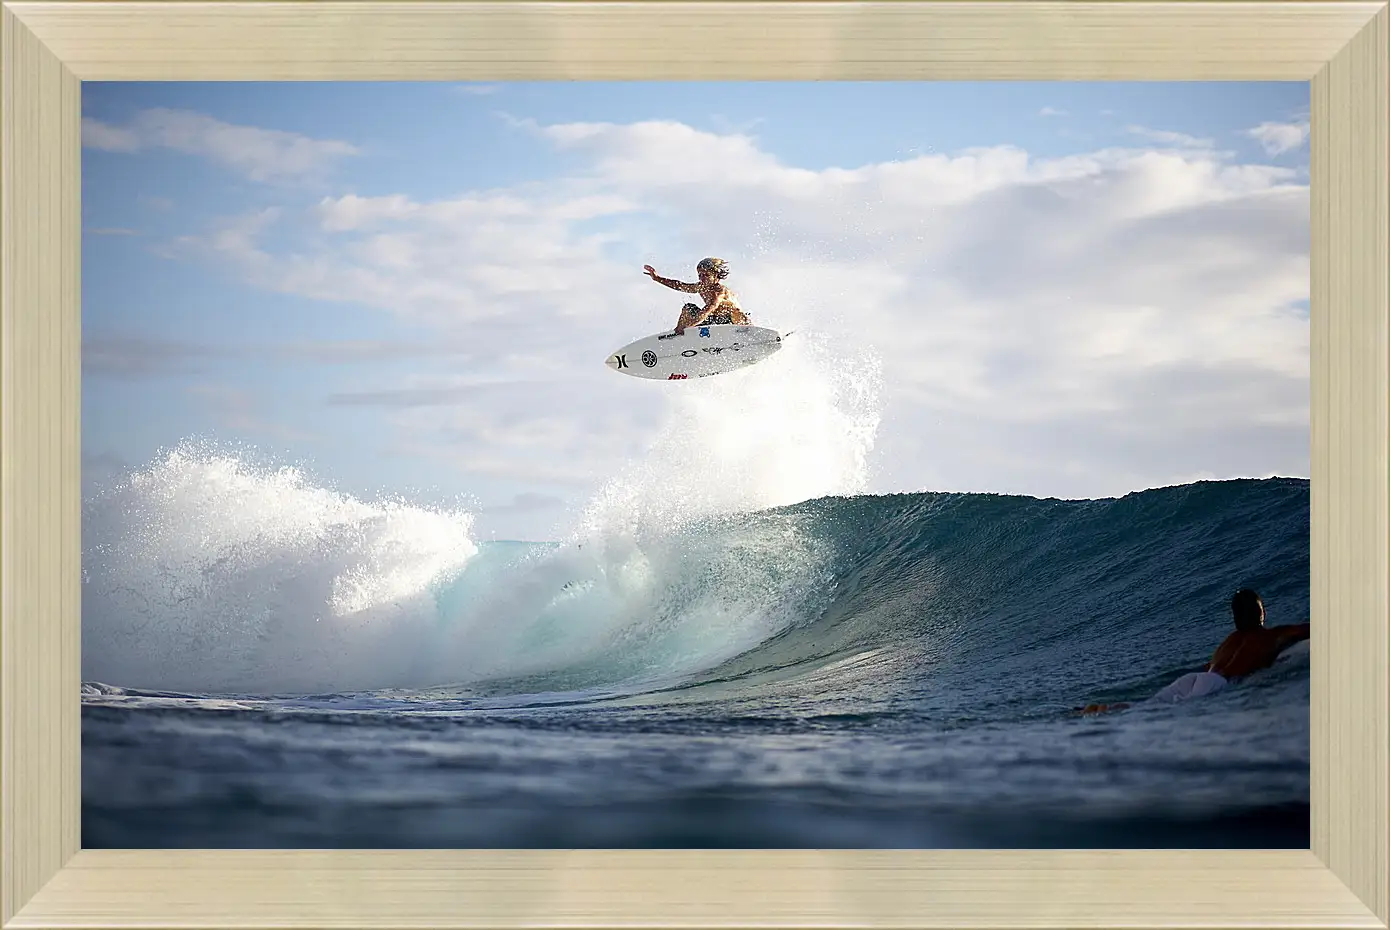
[2,1,1387,927]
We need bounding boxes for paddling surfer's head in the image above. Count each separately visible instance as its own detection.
[696,257,730,284]
[1231,588,1265,631]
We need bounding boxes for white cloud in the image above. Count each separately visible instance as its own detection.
[1247,120,1310,156]
[381,380,663,489]
[182,117,1309,505]
[1125,125,1214,149]
[83,109,359,182]
[82,119,140,152]
[453,83,503,96]
[1039,107,1068,118]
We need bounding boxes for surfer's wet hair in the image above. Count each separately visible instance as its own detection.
[1231,588,1264,630]
[697,257,730,279]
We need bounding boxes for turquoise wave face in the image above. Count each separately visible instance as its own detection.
[84,471,1309,709]
[369,477,1310,714]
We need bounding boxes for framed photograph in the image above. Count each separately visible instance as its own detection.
[2,2,1386,928]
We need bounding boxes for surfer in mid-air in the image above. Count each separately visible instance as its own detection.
[643,257,751,336]
[1078,588,1309,716]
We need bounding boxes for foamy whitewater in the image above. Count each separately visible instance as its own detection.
[81,338,1309,848]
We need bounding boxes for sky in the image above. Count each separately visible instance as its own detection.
[81,81,1311,541]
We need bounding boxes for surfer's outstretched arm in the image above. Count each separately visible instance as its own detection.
[644,265,699,293]
[1275,622,1310,649]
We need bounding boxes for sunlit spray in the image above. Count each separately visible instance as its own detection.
[82,443,479,693]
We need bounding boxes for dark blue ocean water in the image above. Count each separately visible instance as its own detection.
[82,476,1310,848]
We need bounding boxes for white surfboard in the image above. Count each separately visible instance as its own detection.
[605,324,786,381]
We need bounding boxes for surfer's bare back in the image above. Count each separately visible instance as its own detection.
[644,257,751,335]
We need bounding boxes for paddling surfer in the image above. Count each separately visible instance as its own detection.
[1079,589,1309,715]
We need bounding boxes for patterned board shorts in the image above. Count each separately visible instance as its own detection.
[683,302,736,324]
